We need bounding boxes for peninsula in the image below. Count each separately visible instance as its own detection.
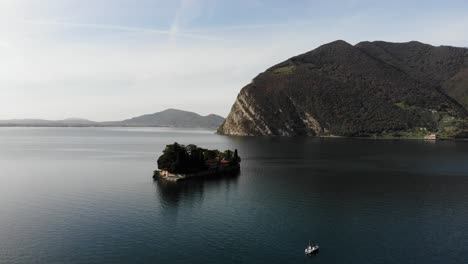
[154,143,241,182]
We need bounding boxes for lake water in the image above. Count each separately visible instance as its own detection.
[1,127,468,264]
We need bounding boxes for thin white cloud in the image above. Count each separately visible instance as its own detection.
[20,19,220,41]
[169,0,208,44]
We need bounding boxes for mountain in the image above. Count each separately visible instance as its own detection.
[105,109,224,128]
[218,40,468,138]
[0,109,224,129]
[355,41,468,110]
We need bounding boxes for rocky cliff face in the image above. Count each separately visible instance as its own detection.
[218,40,468,138]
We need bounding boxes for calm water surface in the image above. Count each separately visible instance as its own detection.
[1,127,468,264]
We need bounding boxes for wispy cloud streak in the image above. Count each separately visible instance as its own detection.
[169,0,207,44]
[21,19,220,41]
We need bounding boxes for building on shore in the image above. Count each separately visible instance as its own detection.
[424,133,438,140]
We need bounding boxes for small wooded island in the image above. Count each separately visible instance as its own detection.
[154,142,241,182]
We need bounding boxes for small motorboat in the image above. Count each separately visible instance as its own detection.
[305,241,319,255]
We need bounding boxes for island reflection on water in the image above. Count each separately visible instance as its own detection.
[154,172,241,208]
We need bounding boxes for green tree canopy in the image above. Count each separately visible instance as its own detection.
[157,143,240,173]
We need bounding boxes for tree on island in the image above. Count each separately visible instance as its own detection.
[204,149,220,160]
[157,142,240,174]
[223,150,233,160]
[231,149,241,165]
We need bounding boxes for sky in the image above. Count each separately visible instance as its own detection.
[1,0,468,121]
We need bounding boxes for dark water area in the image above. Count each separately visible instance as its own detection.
[1,127,468,264]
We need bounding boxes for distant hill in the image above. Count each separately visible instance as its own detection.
[104,109,225,128]
[0,109,224,129]
[218,40,468,138]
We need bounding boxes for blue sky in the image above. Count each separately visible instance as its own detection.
[1,0,468,120]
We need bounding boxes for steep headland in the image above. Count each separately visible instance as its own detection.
[218,40,468,138]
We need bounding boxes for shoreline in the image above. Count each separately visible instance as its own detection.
[218,134,468,141]
[1,126,466,141]
[154,165,240,182]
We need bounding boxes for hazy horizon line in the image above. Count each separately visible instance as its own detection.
[0,108,226,122]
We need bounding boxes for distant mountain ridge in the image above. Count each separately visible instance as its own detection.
[218,40,468,138]
[0,109,224,129]
[103,109,224,128]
